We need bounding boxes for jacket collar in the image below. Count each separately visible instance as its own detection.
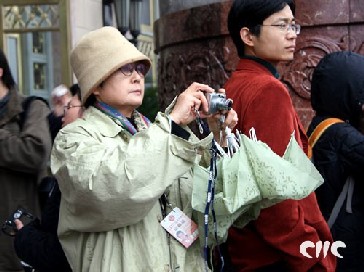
[83,106,124,138]
[238,56,280,79]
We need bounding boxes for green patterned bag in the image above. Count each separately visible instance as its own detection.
[192,133,323,245]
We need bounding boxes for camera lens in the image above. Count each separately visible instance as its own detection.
[206,92,233,114]
[226,99,233,110]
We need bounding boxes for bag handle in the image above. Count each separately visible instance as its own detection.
[327,177,354,228]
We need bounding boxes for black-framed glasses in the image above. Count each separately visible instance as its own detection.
[118,61,149,77]
[260,23,301,35]
[63,102,82,116]
[2,208,34,237]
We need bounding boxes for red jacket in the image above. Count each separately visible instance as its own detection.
[224,58,336,272]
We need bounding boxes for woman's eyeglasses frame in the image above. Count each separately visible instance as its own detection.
[118,61,149,77]
[63,102,82,116]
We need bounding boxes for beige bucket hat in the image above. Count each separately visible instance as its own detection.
[70,26,151,104]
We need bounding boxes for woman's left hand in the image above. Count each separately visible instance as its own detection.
[205,89,238,144]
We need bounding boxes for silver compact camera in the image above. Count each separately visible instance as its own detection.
[206,93,233,114]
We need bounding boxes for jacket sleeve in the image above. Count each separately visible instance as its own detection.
[51,112,212,232]
[14,221,71,272]
[0,100,52,174]
[242,83,334,270]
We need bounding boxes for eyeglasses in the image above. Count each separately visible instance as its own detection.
[260,23,301,35]
[63,102,82,116]
[118,61,149,77]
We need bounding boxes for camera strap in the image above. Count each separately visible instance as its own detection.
[194,109,205,134]
[194,109,239,271]
[203,139,224,272]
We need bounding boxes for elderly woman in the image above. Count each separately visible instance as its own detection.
[51,26,237,272]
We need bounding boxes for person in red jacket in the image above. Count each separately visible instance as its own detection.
[223,0,337,271]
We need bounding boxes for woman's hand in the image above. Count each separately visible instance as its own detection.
[14,219,24,230]
[207,109,238,145]
[206,89,238,144]
[169,82,214,126]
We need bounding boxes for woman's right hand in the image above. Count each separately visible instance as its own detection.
[169,82,214,126]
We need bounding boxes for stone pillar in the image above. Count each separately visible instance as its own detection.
[154,1,235,112]
[159,0,224,15]
[154,0,364,129]
[279,0,364,128]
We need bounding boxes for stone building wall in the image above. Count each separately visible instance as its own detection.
[154,0,364,129]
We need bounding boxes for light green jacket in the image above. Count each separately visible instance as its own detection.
[51,106,212,272]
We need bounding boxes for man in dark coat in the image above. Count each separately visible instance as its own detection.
[307,51,364,272]
[0,48,52,271]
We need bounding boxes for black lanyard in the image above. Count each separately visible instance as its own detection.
[203,139,224,271]
[194,115,225,271]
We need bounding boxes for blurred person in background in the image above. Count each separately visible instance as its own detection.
[0,48,51,271]
[307,51,364,272]
[48,84,72,142]
[13,83,82,272]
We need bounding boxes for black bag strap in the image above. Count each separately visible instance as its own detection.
[327,176,354,228]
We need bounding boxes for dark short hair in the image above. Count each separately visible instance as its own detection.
[69,83,81,101]
[228,0,295,58]
[0,48,16,89]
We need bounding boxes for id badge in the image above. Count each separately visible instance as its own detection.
[161,207,199,248]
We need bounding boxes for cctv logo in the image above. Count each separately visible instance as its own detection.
[300,241,346,258]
